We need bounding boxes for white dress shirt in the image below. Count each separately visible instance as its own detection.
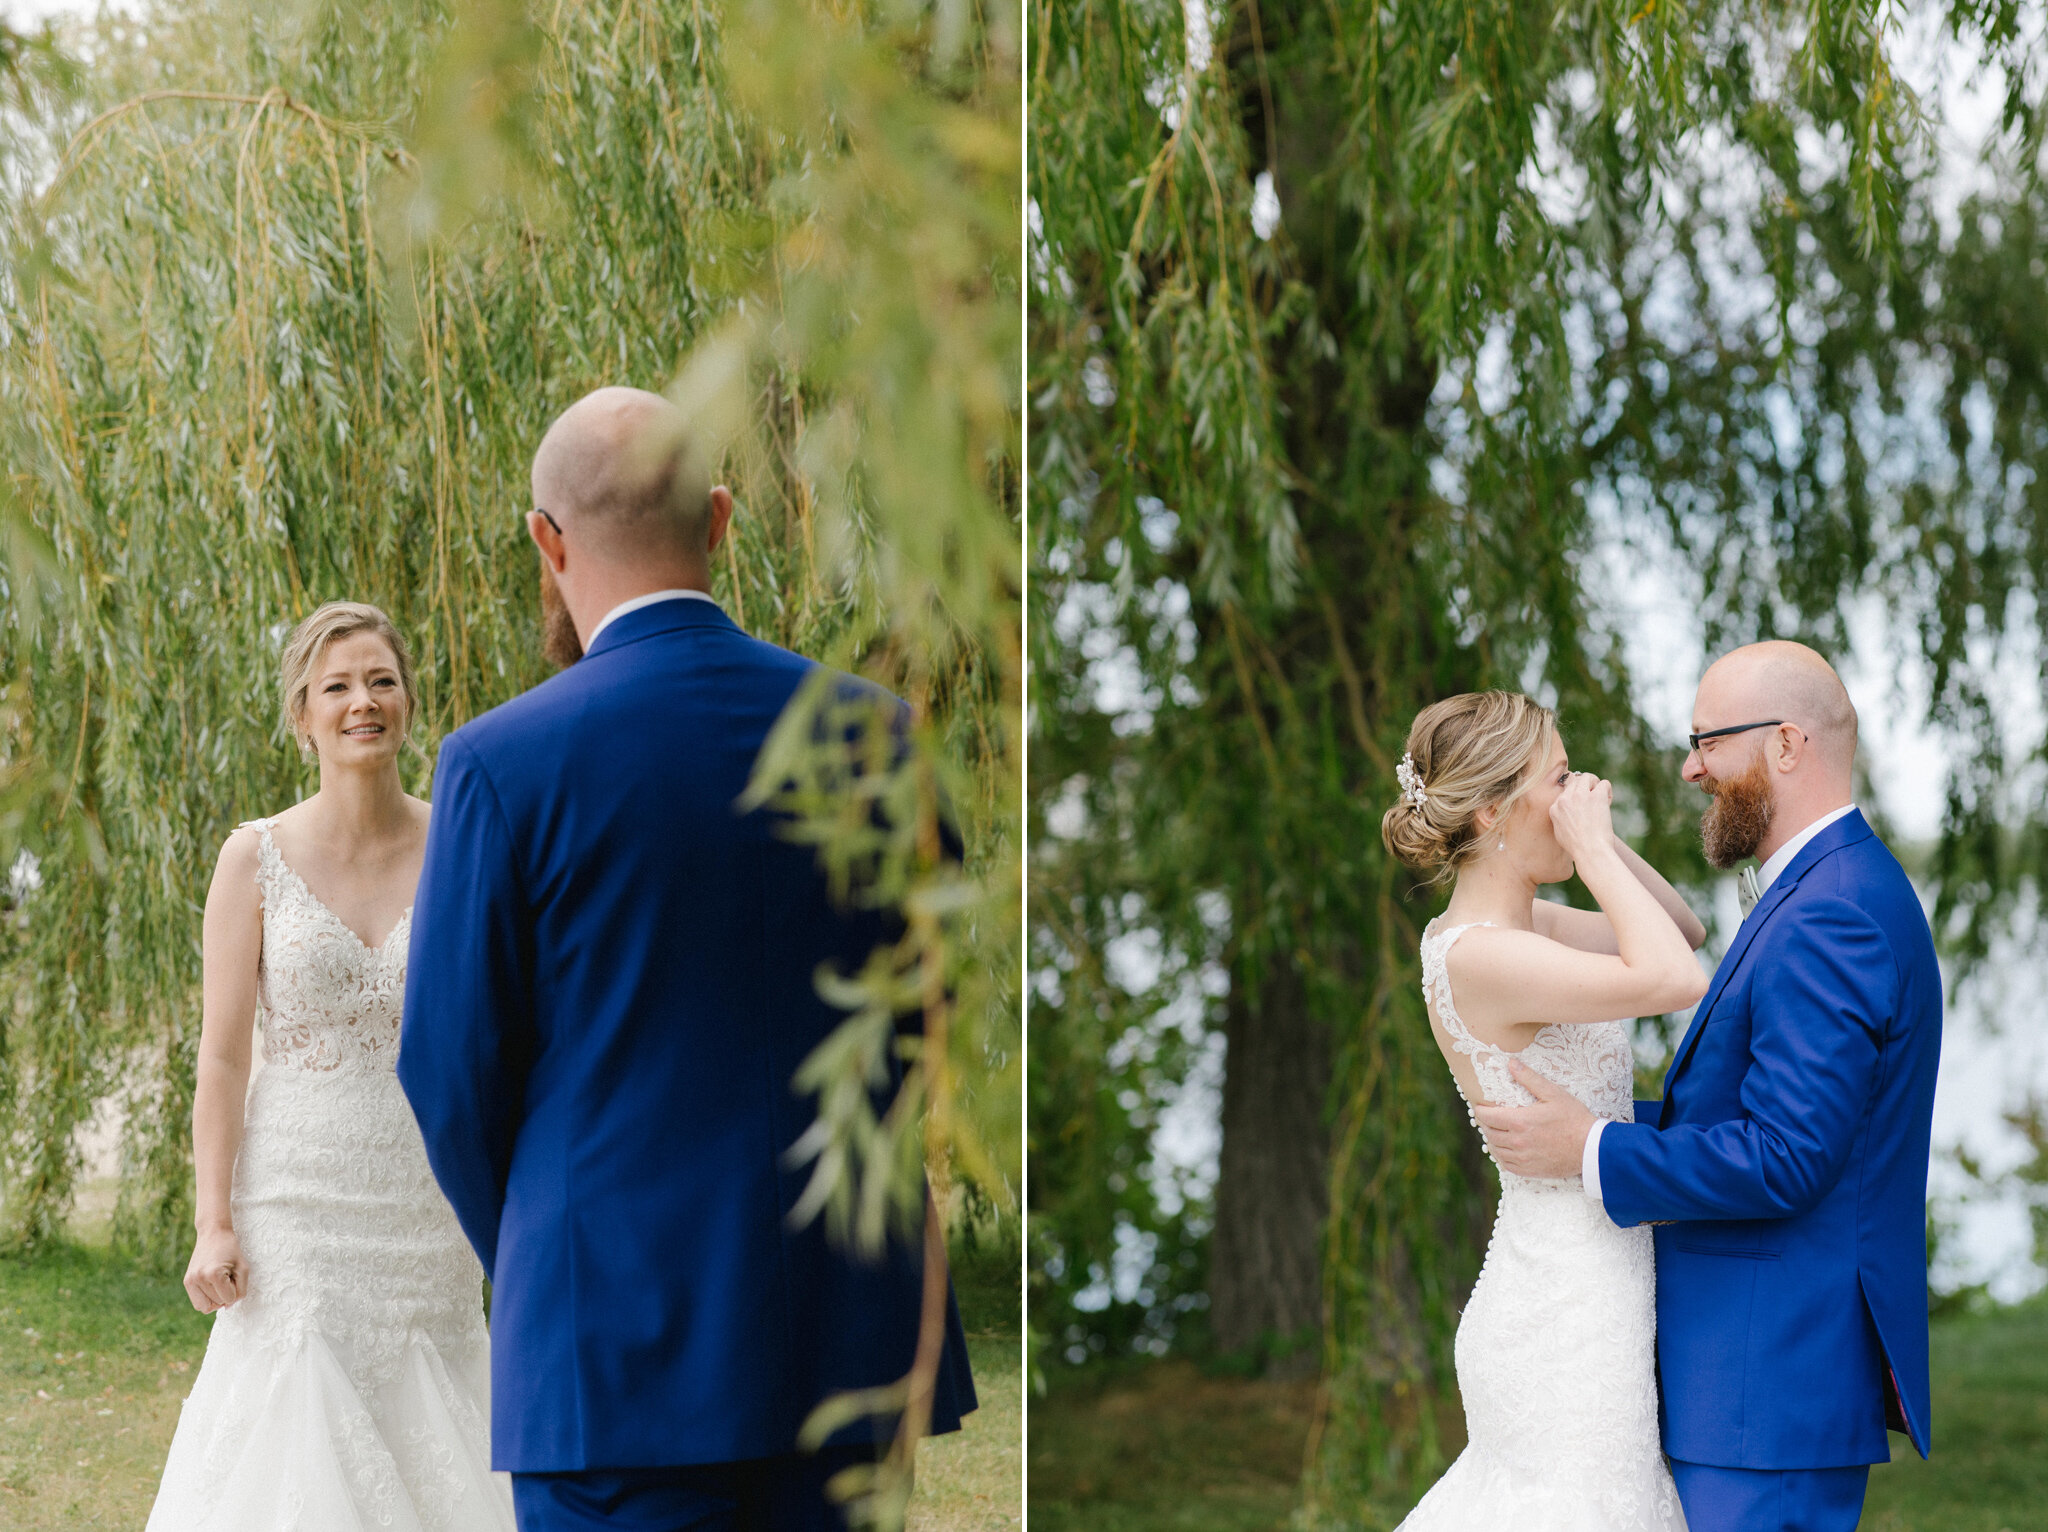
[1580,804,1860,1202]
[586,588,719,648]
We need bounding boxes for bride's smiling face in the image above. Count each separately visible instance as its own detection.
[1492,730,1576,883]
[300,631,409,767]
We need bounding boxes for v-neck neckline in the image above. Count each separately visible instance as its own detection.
[259,820,414,953]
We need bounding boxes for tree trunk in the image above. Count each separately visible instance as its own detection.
[1207,953,1330,1376]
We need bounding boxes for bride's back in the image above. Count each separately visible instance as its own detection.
[1419,916,1637,1133]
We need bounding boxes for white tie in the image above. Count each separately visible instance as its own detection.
[1737,865,1762,917]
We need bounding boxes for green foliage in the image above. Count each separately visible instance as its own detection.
[2013,1096,2048,1277]
[1031,0,2048,1519]
[0,0,1018,1382]
[1948,1088,2048,1296]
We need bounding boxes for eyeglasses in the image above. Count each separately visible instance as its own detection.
[1687,719,1800,753]
[533,507,564,537]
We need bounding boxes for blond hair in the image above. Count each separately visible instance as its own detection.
[1381,691,1557,886]
[279,601,420,758]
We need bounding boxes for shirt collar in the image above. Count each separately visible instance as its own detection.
[1756,803,1858,896]
[587,589,718,648]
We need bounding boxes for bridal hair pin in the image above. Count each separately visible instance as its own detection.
[1395,752,1429,809]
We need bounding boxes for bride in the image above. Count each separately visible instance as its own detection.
[148,601,514,1530]
[1381,690,1705,1531]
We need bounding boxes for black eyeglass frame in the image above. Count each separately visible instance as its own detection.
[1687,718,1802,753]
[532,507,564,537]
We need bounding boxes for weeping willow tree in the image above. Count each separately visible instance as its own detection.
[1031,0,2047,1521]
[0,2,1017,1504]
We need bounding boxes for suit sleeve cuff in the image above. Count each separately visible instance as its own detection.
[1582,1117,1608,1202]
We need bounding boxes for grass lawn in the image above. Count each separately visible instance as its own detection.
[912,1233,1024,1532]
[1031,1298,2048,1532]
[1028,1360,1320,1532]
[0,1186,1019,1529]
[1861,1297,2048,1531]
[0,1238,210,1529]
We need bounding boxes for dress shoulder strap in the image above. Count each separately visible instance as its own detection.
[1419,919,1502,1060]
[237,817,283,906]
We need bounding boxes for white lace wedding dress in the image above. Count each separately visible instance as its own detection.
[1396,919,1686,1531]
[147,818,515,1531]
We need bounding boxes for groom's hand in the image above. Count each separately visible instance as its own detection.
[1471,1059,1596,1180]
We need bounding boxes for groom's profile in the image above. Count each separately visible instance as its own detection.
[1476,640,1940,1532]
[398,386,977,1531]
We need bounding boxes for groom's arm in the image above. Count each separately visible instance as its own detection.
[397,733,536,1280]
[1596,895,1894,1228]
[1578,1101,1662,1200]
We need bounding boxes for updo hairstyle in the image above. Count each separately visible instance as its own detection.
[1381,690,1557,886]
[279,601,421,760]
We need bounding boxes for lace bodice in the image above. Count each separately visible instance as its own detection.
[1419,918,1637,1184]
[248,817,412,1075]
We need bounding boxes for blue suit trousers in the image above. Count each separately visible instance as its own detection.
[1669,1460,1869,1532]
[512,1446,882,1532]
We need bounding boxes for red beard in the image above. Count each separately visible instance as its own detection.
[1700,749,1776,869]
[539,561,583,669]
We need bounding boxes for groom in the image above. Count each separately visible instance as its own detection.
[1476,640,1940,1532]
[398,386,976,1531]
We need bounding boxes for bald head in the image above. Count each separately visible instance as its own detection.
[1686,640,1858,864]
[1699,641,1858,773]
[531,386,711,562]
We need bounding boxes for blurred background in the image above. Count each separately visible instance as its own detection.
[1028,0,2048,1528]
[0,0,1019,1524]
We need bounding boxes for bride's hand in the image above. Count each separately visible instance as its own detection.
[184,1226,249,1313]
[1548,771,1615,862]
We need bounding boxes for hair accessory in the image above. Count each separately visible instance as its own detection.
[1395,752,1428,809]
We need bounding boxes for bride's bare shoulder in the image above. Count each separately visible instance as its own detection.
[206,823,271,921]
[214,807,296,884]
[215,819,269,870]
[1441,922,1587,991]
[1441,921,1563,961]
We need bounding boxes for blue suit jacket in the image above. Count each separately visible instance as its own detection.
[1598,809,1939,1470]
[396,597,975,1472]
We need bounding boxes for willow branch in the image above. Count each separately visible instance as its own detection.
[37,89,406,219]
